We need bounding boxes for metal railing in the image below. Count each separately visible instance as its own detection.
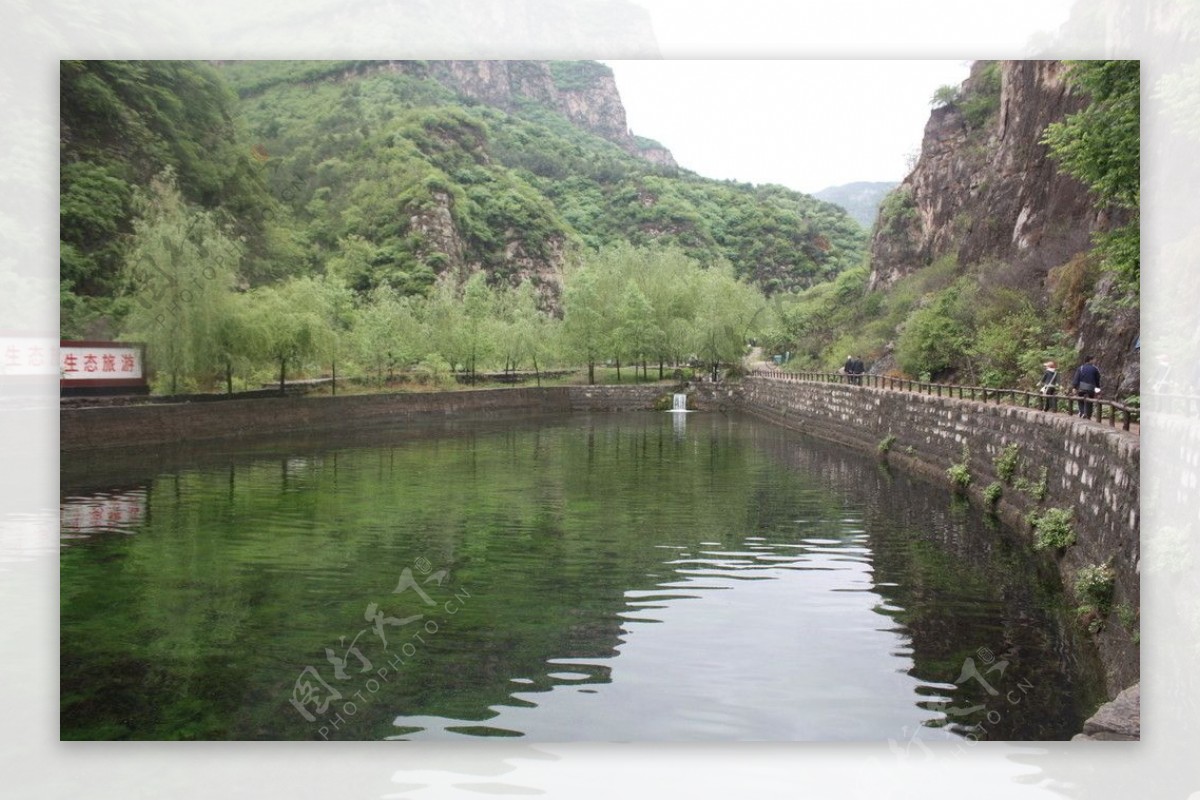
[756,370,1139,432]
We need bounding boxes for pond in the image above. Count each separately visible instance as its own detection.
[60,410,1101,740]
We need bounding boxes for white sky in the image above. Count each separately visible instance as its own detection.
[604,60,973,193]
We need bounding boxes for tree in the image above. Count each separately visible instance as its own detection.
[251,277,335,394]
[460,271,498,383]
[355,286,423,384]
[119,170,242,394]
[510,281,557,386]
[693,264,765,380]
[422,274,472,378]
[615,280,660,381]
[211,290,269,394]
[562,266,606,385]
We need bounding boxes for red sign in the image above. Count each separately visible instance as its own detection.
[59,340,148,393]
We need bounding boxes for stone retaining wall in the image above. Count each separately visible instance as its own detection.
[60,388,574,451]
[738,374,1140,696]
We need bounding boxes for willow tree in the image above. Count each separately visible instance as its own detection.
[693,264,766,381]
[250,277,336,394]
[563,267,607,385]
[119,170,242,394]
[355,285,424,384]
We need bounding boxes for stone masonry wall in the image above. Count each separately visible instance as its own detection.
[739,374,1140,697]
[60,388,575,452]
[59,385,681,452]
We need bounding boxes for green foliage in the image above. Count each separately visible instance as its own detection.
[1013,466,1049,501]
[930,84,960,108]
[994,443,1021,484]
[960,62,1002,129]
[222,60,866,299]
[548,61,613,91]
[896,281,970,379]
[983,481,1003,509]
[946,445,972,491]
[60,59,280,317]
[1074,563,1116,614]
[1041,60,1140,283]
[1029,507,1076,551]
[118,170,244,394]
[877,434,897,455]
[946,462,972,491]
[877,187,916,233]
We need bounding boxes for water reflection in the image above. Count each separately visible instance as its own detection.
[60,412,1098,741]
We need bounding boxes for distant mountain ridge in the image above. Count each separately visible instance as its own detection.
[812,181,898,228]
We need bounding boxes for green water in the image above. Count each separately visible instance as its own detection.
[60,411,1099,741]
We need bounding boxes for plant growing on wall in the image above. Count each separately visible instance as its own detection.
[993,443,1021,484]
[983,481,1003,510]
[1074,562,1117,634]
[946,444,972,491]
[1014,465,1049,501]
[1029,507,1076,550]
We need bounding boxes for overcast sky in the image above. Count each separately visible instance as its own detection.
[604,60,973,194]
[598,0,1076,194]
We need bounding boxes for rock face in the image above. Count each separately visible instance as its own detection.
[393,59,676,167]
[868,61,1095,289]
[1073,683,1140,740]
[378,59,674,301]
[868,60,1139,394]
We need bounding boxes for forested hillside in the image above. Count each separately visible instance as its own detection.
[61,59,866,338]
[59,59,865,393]
[59,59,1137,399]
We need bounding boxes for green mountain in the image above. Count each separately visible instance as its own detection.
[60,59,868,337]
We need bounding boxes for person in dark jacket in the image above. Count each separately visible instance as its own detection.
[1072,356,1101,419]
[1038,360,1059,412]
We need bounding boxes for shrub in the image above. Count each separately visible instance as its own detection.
[1029,507,1076,550]
[994,443,1021,484]
[946,462,971,490]
[1116,601,1138,631]
[1074,563,1116,613]
[983,481,1003,509]
[1014,465,1049,501]
[931,84,960,108]
[877,434,897,456]
[947,445,972,491]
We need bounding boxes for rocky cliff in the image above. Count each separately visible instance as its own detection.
[390,59,677,168]
[868,60,1139,394]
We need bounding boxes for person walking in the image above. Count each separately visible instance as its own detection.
[1072,356,1101,419]
[1038,360,1059,412]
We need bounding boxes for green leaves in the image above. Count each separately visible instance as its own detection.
[1042,60,1140,282]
